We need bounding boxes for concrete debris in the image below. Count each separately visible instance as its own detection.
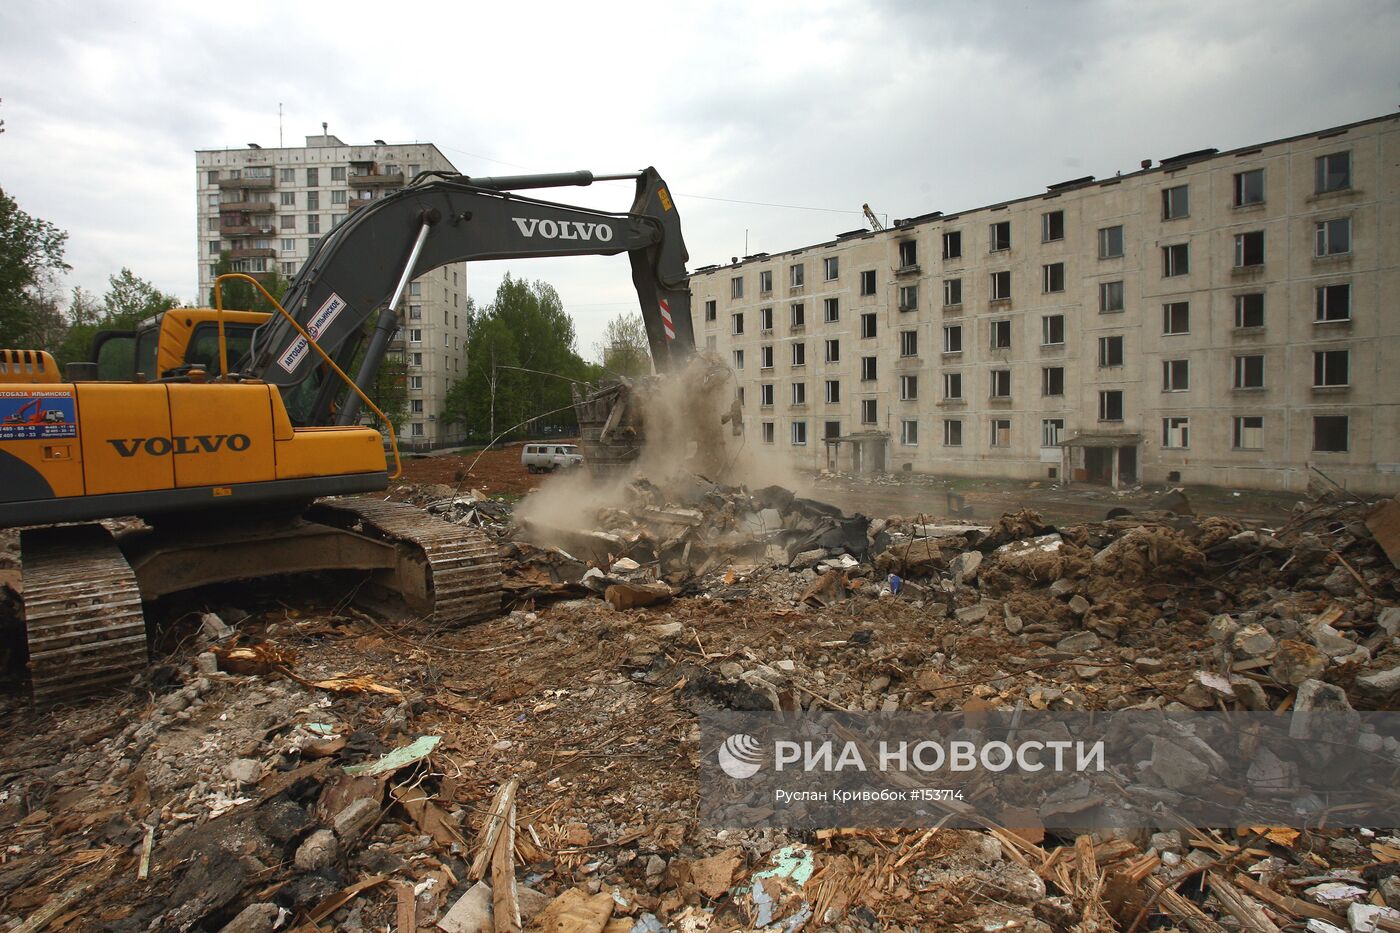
[1,465,1398,932]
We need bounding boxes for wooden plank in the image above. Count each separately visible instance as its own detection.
[1206,873,1280,933]
[491,800,521,933]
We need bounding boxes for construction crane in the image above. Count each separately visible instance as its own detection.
[862,203,885,231]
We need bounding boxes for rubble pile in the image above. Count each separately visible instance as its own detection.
[0,483,1398,931]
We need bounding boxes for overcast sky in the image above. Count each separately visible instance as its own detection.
[1,0,1396,359]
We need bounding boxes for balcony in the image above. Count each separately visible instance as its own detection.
[348,171,405,188]
[896,263,921,276]
[219,200,275,213]
[226,247,276,260]
[220,224,276,238]
[349,197,376,211]
[216,175,274,190]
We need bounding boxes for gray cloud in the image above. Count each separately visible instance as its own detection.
[1,0,1395,357]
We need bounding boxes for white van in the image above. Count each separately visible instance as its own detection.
[521,443,584,473]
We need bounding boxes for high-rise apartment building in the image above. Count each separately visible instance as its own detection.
[194,134,469,447]
[690,114,1400,494]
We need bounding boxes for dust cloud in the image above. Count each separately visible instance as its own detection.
[515,354,806,542]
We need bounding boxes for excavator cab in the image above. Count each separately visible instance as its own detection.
[90,308,271,381]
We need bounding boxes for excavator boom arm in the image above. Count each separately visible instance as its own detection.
[244,167,693,426]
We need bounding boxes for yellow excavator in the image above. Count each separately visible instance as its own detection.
[0,168,695,702]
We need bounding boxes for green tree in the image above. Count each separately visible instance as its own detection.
[595,311,651,378]
[0,186,69,346]
[102,267,178,328]
[443,274,595,441]
[53,286,102,367]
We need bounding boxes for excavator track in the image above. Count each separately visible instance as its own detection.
[20,524,147,704]
[309,498,502,625]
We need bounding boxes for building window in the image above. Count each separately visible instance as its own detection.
[990,369,1011,398]
[331,166,346,182]
[279,191,296,207]
[1098,391,1124,422]
[759,307,774,331]
[731,312,744,335]
[1041,418,1064,447]
[306,236,320,252]
[990,418,1011,447]
[1162,359,1189,392]
[760,383,775,406]
[989,220,1011,252]
[277,167,296,183]
[1042,210,1064,243]
[1041,314,1065,346]
[789,263,805,288]
[899,239,918,268]
[409,282,421,296]
[990,270,1011,300]
[1315,152,1351,193]
[1234,230,1265,267]
[825,380,840,403]
[791,381,806,405]
[943,324,963,353]
[861,399,878,424]
[990,319,1012,350]
[824,256,839,281]
[410,399,425,414]
[824,297,840,323]
[1234,169,1265,206]
[1163,301,1190,335]
[1233,416,1264,450]
[1098,225,1124,259]
[1234,293,1265,328]
[1041,366,1064,397]
[942,231,962,260]
[860,356,877,381]
[761,421,775,444]
[307,215,321,234]
[280,214,296,230]
[208,240,221,255]
[944,419,963,447]
[280,238,295,251]
[759,269,773,294]
[1162,184,1189,220]
[705,299,717,322]
[824,420,841,439]
[1163,243,1190,276]
[306,191,320,211]
[408,374,423,389]
[207,170,221,184]
[898,284,918,310]
[792,342,806,366]
[731,276,743,299]
[332,189,347,205]
[860,312,877,339]
[1042,262,1065,293]
[1099,280,1124,313]
[900,374,918,400]
[733,349,745,370]
[859,269,877,296]
[1162,417,1190,449]
[1314,349,1350,387]
[1313,415,1349,452]
[409,422,424,438]
[943,372,963,400]
[1315,283,1351,322]
[901,420,919,446]
[207,216,220,232]
[943,278,962,307]
[280,261,297,274]
[305,167,319,187]
[1315,218,1351,256]
[900,330,918,357]
[790,303,805,328]
[825,339,840,363]
[411,352,422,366]
[1098,335,1124,367]
[1233,355,1265,389]
[408,305,422,320]
[760,344,774,369]
[792,421,808,446]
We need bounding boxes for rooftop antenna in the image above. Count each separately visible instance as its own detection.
[278,102,283,148]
